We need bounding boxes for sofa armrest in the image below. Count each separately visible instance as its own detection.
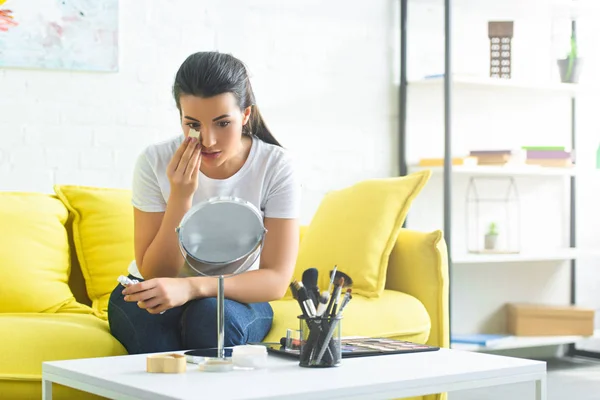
[385,228,450,348]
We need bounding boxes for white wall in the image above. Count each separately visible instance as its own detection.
[0,0,397,226]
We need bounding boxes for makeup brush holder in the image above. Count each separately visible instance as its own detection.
[298,315,342,368]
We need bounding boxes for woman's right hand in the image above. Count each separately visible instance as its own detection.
[166,136,202,200]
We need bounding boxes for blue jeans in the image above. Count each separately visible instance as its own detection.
[107,275,274,354]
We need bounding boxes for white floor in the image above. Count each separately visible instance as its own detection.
[449,357,600,400]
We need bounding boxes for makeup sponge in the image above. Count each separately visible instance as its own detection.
[188,128,201,139]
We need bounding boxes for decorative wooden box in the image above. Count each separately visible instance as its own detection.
[507,303,595,337]
[146,353,187,373]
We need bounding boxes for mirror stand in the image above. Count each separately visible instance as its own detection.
[216,274,225,360]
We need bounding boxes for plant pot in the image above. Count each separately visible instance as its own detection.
[484,234,498,250]
[557,57,583,83]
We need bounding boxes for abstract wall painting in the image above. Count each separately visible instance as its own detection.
[0,0,118,72]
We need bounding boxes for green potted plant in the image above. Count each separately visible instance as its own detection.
[557,22,582,83]
[484,222,498,250]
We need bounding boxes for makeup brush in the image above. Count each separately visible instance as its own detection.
[327,265,338,294]
[292,280,317,318]
[331,289,352,317]
[289,280,307,319]
[335,288,353,317]
[302,267,320,307]
[325,276,344,317]
[330,276,346,317]
[315,292,330,316]
[289,281,299,300]
[330,269,353,288]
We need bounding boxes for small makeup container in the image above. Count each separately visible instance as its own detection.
[199,358,233,373]
[298,315,342,368]
[285,328,302,351]
[232,345,268,369]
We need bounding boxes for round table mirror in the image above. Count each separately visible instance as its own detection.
[176,196,267,364]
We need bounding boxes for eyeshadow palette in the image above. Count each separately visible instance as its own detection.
[261,337,440,359]
[340,337,440,356]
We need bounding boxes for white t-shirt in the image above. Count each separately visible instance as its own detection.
[127,134,301,279]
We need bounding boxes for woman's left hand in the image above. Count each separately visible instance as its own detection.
[122,278,192,314]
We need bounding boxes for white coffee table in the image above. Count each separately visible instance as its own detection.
[42,348,546,400]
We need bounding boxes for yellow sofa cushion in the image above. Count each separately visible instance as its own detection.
[0,313,126,400]
[266,290,431,344]
[0,193,88,314]
[293,171,431,298]
[54,185,134,319]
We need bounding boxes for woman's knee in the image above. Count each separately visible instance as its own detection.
[108,283,183,354]
[182,298,272,349]
[181,298,234,349]
[108,284,141,353]
[246,302,274,343]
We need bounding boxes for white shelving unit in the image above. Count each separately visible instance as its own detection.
[399,0,598,356]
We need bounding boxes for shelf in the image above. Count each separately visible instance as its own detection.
[453,249,579,264]
[410,164,577,177]
[408,75,594,97]
[415,0,600,14]
[451,330,600,352]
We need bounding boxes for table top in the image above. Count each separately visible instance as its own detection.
[42,348,546,400]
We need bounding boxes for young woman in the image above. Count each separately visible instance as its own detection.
[107,51,301,355]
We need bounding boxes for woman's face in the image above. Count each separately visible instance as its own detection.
[179,92,250,169]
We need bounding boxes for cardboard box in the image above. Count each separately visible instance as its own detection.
[506,303,595,336]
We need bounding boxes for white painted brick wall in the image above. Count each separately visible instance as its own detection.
[0,0,397,223]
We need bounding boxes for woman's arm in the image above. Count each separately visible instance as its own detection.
[134,137,202,279]
[187,216,300,303]
[133,195,192,280]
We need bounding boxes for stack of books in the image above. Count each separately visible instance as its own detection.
[469,150,512,165]
[417,157,477,167]
[523,146,573,168]
[450,333,514,349]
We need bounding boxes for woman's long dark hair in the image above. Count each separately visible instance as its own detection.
[172,51,281,147]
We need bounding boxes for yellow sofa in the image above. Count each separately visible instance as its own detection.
[0,185,449,400]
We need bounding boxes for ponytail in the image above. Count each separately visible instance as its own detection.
[244,105,282,147]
